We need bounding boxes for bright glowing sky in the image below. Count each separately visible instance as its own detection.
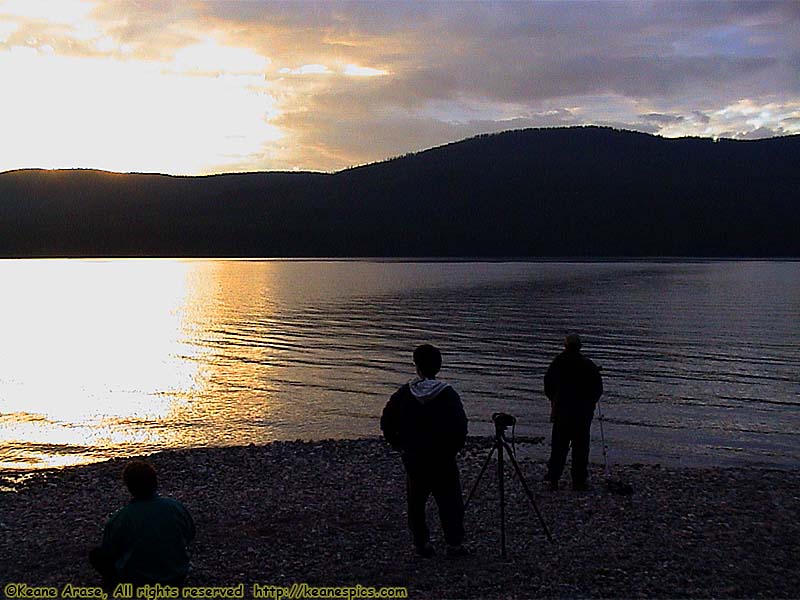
[1,0,798,175]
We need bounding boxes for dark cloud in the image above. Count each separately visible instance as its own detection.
[295,52,782,124]
[79,1,800,103]
[641,113,685,125]
[738,127,780,139]
[90,1,800,97]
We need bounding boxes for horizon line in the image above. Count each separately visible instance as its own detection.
[2,125,797,179]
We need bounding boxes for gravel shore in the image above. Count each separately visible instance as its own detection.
[2,437,799,599]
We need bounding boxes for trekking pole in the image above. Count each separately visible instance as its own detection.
[596,397,611,478]
[596,394,634,495]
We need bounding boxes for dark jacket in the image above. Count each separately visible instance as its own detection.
[101,494,195,585]
[544,350,603,422]
[380,378,468,461]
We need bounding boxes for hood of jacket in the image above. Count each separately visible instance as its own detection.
[409,378,451,405]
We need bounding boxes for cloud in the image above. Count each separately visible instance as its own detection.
[1,0,799,173]
[279,64,333,76]
[343,64,387,77]
[169,39,270,76]
[641,113,685,125]
[738,126,781,140]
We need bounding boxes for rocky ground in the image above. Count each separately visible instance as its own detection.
[2,437,799,599]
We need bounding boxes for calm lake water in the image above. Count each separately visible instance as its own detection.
[0,259,798,471]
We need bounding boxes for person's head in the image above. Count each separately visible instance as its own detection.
[564,334,582,352]
[413,344,442,379]
[123,460,158,499]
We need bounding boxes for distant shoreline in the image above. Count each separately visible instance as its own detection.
[1,256,799,262]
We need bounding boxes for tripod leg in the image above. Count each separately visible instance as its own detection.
[502,441,554,543]
[464,443,496,511]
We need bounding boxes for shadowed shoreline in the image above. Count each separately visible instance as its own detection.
[2,437,799,598]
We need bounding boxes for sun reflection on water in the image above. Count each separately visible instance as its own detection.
[0,259,277,469]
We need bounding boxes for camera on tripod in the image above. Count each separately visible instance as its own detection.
[492,412,516,433]
[466,412,553,556]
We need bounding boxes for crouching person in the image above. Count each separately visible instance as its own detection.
[90,460,195,591]
[381,344,470,558]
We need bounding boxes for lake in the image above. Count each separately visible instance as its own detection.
[0,259,798,471]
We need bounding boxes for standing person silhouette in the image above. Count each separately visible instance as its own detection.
[544,334,603,490]
[380,344,470,558]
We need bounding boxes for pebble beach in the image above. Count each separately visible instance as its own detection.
[2,437,799,599]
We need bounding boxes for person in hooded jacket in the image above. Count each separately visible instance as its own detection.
[380,344,469,558]
[544,334,603,490]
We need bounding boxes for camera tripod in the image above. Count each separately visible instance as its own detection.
[464,413,553,558]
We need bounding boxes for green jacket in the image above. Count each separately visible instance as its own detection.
[101,494,195,584]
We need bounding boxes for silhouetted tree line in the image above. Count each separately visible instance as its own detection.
[0,127,797,257]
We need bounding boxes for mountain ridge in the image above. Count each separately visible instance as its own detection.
[1,126,798,257]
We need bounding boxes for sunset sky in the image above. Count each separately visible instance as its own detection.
[1,0,798,175]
